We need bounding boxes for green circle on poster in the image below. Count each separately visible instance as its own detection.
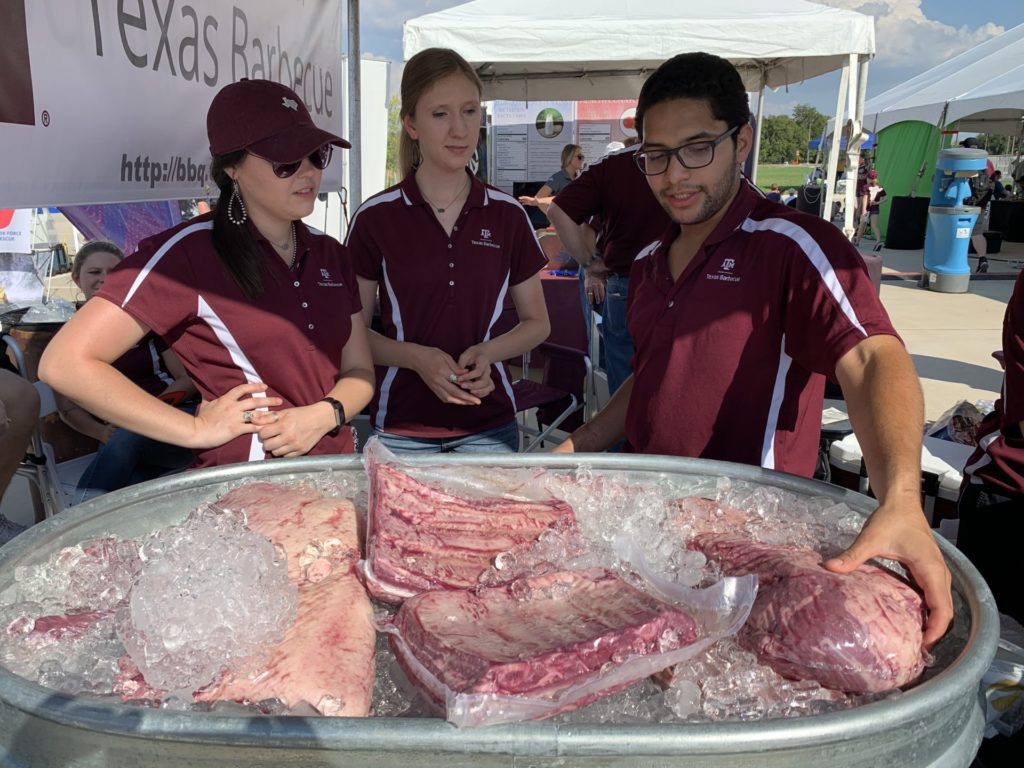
[535,108,564,139]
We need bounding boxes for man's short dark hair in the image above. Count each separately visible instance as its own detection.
[636,52,751,139]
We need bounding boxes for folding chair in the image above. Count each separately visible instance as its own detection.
[513,341,592,452]
[2,334,93,520]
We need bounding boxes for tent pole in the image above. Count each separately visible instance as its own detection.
[347,0,362,217]
[842,54,869,239]
[823,60,849,227]
[750,73,766,184]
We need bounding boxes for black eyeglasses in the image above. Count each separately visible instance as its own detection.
[257,144,333,179]
[634,126,739,176]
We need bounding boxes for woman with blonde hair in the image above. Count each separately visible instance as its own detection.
[346,47,550,453]
[518,143,585,212]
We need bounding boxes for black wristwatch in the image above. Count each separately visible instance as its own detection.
[321,396,345,436]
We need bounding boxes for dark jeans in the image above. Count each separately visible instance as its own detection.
[957,483,1024,625]
[74,429,195,504]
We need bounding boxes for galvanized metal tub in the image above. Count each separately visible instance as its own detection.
[0,454,1000,767]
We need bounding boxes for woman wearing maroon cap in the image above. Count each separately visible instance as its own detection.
[40,79,374,471]
[347,48,550,453]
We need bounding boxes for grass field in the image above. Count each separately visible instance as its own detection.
[755,164,813,191]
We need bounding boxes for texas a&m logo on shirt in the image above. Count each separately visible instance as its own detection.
[706,256,741,283]
[317,268,344,288]
[472,228,501,250]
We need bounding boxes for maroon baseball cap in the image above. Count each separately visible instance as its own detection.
[207,79,350,162]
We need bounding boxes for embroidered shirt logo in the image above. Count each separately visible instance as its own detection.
[472,228,501,250]
[707,256,741,283]
[282,97,299,111]
[316,267,344,288]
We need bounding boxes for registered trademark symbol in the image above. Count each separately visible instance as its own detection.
[41,110,50,127]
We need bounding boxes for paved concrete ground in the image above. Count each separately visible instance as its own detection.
[866,241,1022,421]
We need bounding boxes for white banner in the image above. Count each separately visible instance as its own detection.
[0,209,34,254]
[0,1,344,208]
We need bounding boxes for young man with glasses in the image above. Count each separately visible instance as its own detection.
[556,52,952,649]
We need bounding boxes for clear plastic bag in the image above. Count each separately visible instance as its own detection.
[381,566,755,728]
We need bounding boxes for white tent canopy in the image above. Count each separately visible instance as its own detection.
[404,0,875,235]
[403,0,874,101]
[861,23,1024,134]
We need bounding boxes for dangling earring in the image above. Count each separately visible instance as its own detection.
[227,180,248,225]
[412,140,422,169]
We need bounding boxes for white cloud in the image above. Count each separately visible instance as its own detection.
[359,1,465,32]
[815,1,1003,68]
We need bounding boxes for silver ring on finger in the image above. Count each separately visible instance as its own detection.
[448,373,459,384]
[242,410,254,424]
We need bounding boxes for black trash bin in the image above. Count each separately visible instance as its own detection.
[886,196,930,250]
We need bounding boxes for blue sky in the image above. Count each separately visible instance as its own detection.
[354,0,1023,125]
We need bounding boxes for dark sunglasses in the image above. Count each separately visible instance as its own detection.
[263,144,333,178]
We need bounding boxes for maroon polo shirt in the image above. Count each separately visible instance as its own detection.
[98,211,361,467]
[552,145,671,276]
[346,172,547,437]
[625,179,899,477]
[964,269,1024,495]
[112,334,174,397]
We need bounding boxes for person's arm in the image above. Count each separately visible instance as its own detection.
[38,298,280,450]
[55,392,116,443]
[552,376,633,453]
[518,184,554,208]
[456,273,551,397]
[258,313,376,457]
[548,202,609,299]
[356,276,480,405]
[824,334,953,648]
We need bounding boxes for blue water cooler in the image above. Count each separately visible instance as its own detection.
[923,148,988,292]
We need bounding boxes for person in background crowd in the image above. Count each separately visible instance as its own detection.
[853,170,885,246]
[958,267,1024,626]
[56,241,197,503]
[854,156,870,231]
[518,143,585,213]
[346,47,549,453]
[554,51,952,648]
[0,370,39,545]
[547,134,671,399]
[40,79,374,468]
[765,182,782,203]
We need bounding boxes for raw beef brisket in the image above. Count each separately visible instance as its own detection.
[390,569,699,714]
[692,533,926,693]
[365,463,575,602]
[194,483,375,716]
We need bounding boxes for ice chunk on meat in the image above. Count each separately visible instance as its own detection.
[364,463,575,603]
[390,569,699,717]
[692,533,926,694]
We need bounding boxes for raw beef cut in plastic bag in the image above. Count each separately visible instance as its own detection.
[361,440,575,603]
[385,565,756,727]
[692,533,926,694]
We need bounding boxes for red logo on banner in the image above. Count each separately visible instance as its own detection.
[0,210,16,229]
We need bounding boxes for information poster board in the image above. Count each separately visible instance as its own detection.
[492,101,576,194]
[576,100,638,163]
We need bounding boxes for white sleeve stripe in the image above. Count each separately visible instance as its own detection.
[739,217,868,336]
[146,338,175,388]
[121,220,213,308]
[374,260,405,431]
